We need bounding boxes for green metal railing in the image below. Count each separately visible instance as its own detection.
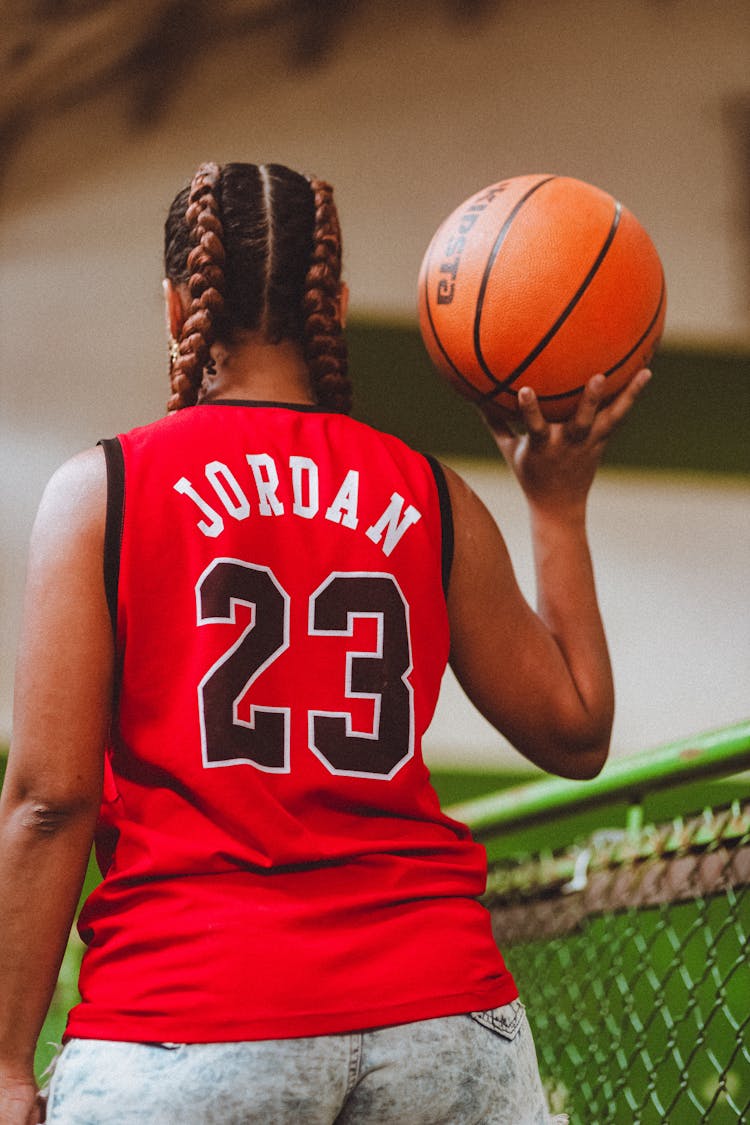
[446,722,750,1123]
[447,721,750,838]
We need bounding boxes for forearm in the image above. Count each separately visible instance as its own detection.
[529,503,614,751]
[0,803,96,1076]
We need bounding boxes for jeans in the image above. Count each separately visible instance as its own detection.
[45,1000,567,1124]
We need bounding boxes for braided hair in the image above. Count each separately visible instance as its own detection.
[164,162,351,413]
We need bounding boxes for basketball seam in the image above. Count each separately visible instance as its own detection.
[471,176,557,385]
[487,269,667,404]
[423,176,557,397]
[478,199,624,398]
[421,229,484,397]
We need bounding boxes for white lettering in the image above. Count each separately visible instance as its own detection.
[177,455,421,556]
[173,477,225,538]
[246,454,284,516]
[205,461,251,520]
[365,493,421,556]
[325,469,360,529]
[289,456,319,519]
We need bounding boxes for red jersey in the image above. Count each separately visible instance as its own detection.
[67,401,516,1042]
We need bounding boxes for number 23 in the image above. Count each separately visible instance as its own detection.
[196,559,414,780]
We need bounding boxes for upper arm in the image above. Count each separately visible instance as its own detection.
[444,463,539,717]
[4,447,113,813]
[443,464,597,772]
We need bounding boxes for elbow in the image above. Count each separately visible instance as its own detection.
[549,698,613,779]
[14,792,100,837]
[550,721,611,780]
[561,743,609,780]
[514,721,611,780]
[20,802,85,836]
[472,684,613,780]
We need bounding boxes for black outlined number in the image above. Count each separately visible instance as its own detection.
[309,574,413,778]
[196,565,413,779]
[197,559,289,771]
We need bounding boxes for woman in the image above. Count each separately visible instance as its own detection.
[0,162,650,1124]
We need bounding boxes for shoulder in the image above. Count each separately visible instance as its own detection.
[39,446,106,512]
[33,447,107,553]
[438,461,517,612]
[436,461,495,529]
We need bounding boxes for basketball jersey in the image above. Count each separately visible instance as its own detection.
[66,401,516,1043]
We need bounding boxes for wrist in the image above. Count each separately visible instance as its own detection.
[0,1050,36,1086]
[527,497,588,533]
[0,1067,35,1087]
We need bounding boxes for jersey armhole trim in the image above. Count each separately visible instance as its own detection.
[98,437,125,635]
[423,454,454,597]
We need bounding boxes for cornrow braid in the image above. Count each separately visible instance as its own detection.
[302,178,352,415]
[167,162,227,412]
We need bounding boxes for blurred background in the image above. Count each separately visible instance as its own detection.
[1,0,748,777]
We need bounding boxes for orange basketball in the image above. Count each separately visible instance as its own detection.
[417,174,666,421]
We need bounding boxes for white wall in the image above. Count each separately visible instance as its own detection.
[2,0,749,755]
[424,466,749,768]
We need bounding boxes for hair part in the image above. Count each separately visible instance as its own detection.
[164,162,351,414]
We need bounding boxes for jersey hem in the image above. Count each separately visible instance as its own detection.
[65,982,518,1044]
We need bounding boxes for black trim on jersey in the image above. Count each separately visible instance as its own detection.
[423,454,454,597]
[201,399,329,413]
[98,437,125,635]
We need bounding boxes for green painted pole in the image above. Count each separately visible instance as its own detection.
[445,720,750,839]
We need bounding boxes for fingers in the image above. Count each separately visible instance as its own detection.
[515,376,608,446]
[565,374,606,442]
[484,367,651,460]
[592,368,652,440]
[517,386,549,446]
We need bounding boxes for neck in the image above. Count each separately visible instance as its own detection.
[200,333,315,405]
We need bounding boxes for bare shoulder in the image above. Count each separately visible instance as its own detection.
[440,461,484,517]
[25,447,109,588]
[437,461,516,591]
[40,445,106,507]
[440,459,515,540]
[33,447,107,541]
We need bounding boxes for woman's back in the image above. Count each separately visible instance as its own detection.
[69,400,515,1044]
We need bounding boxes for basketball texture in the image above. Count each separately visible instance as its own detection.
[417,174,666,421]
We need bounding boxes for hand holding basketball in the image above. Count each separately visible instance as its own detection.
[418,175,665,421]
[491,368,652,515]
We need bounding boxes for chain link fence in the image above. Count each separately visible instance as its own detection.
[484,800,750,1122]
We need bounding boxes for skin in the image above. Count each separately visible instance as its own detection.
[0,278,650,1121]
[447,371,651,778]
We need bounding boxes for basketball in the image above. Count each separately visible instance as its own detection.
[417,174,666,421]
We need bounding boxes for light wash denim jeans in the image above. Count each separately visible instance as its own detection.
[45,1000,568,1124]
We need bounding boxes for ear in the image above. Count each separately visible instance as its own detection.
[163,279,187,339]
[338,281,350,329]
